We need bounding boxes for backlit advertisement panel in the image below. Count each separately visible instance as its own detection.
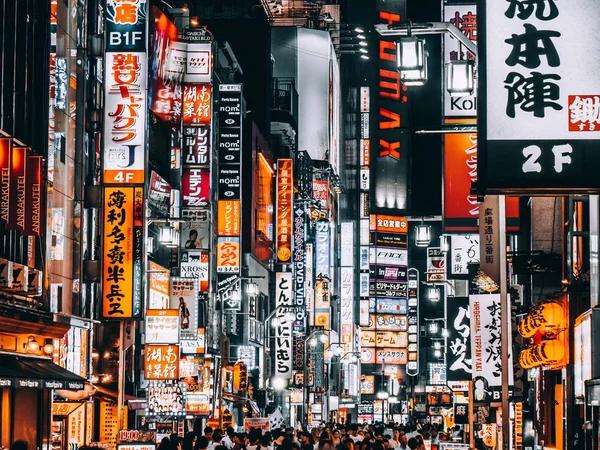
[182,84,211,126]
[275,272,293,379]
[24,156,43,236]
[181,167,210,207]
[7,145,27,231]
[276,159,293,264]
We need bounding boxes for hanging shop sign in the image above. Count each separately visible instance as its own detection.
[370,265,408,282]
[182,127,210,166]
[312,179,329,210]
[146,383,185,416]
[217,166,241,200]
[479,195,501,285]
[184,32,212,84]
[406,268,419,376]
[0,138,11,224]
[170,278,199,341]
[275,272,293,379]
[102,187,143,318]
[426,247,446,282]
[145,310,180,344]
[449,235,480,277]
[148,171,172,217]
[368,314,408,331]
[217,273,242,311]
[370,298,408,315]
[216,238,240,273]
[370,247,408,266]
[181,167,210,207]
[315,220,331,277]
[360,331,408,348]
[360,375,375,394]
[370,231,408,248]
[369,281,407,298]
[179,250,209,291]
[217,200,240,237]
[7,145,27,231]
[446,296,472,381]
[469,294,501,388]
[340,267,354,327]
[180,209,210,250]
[294,205,307,334]
[481,0,600,193]
[371,214,409,233]
[147,261,169,310]
[276,159,293,264]
[105,0,147,52]
[182,84,211,126]
[218,84,242,162]
[360,348,408,365]
[145,345,180,380]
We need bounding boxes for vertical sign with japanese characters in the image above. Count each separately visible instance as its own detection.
[469,294,501,388]
[104,0,147,184]
[444,3,477,117]
[340,222,354,349]
[446,296,472,381]
[293,204,307,335]
[275,272,293,379]
[276,159,293,264]
[482,0,600,191]
[479,195,500,284]
[102,187,143,319]
[449,235,480,278]
[406,269,419,377]
[145,345,180,380]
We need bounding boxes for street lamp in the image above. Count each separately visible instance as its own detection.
[415,220,431,247]
[428,285,441,302]
[397,36,426,71]
[446,59,476,97]
[439,234,450,253]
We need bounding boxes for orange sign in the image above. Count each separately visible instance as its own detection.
[360,375,375,394]
[24,156,43,236]
[217,200,240,236]
[149,261,170,308]
[183,84,211,125]
[145,344,179,380]
[7,145,27,231]
[360,331,408,348]
[314,311,330,329]
[0,138,11,224]
[216,237,240,273]
[276,159,293,264]
[102,186,143,318]
[370,214,408,233]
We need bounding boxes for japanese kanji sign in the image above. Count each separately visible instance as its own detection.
[144,345,180,380]
[446,296,472,381]
[276,159,293,264]
[469,294,501,387]
[275,272,293,379]
[182,84,211,126]
[482,0,600,192]
[145,309,180,344]
[102,186,143,318]
[449,235,480,277]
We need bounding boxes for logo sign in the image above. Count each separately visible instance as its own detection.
[183,127,211,166]
[183,84,211,126]
[443,132,521,232]
[145,310,180,344]
[180,251,209,291]
[368,314,408,331]
[217,166,241,200]
[444,4,477,117]
[449,235,480,277]
[102,187,143,318]
[218,130,241,164]
[406,268,419,376]
[447,297,472,381]
[144,345,180,380]
[169,277,199,341]
[482,0,600,192]
[315,220,331,277]
[185,41,212,84]
[181,167,210,207]
[103,52,147,184]
[105,0,147,51]
[370,247,408,266]
[276,159,293,264]
[216,237,240,273]
[369,281,407,298]
[427,247,446,282]
[370,265,408,282]
[470,294,501,387]
[219,85,242,128]
[275,272,293,379]
[370,231,407,248]
[371,298,408,315]
[7,145,27,231]
[217,273,242,310]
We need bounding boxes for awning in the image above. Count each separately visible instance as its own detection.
[0,353,86,390]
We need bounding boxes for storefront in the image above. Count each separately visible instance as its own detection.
[0,352,86,450]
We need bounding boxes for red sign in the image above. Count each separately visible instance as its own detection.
[181,167,210,207]
[24,156,43,236]
[0,138,11,224]
[444,131,520,232]
[145,344,180,380]
[312,179,329,210]
[183,84,211,125]
[7,145,27,231]
[568,95,600,132]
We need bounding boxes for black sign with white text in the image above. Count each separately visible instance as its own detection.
[218,166,241,200]
[446,296,472,381]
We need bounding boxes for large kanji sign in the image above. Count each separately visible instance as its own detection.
[481,0,600,193]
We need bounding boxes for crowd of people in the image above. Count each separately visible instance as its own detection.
[158,423,469,450]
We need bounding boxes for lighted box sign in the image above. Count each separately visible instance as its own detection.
[7,145,26,231]
[145,345,180,380]
[276,159,293,264]
[182,84,211,126]
[0,138,11,224]
[361,331,408,349]
[179,251,209,291]
[145,310,180,344]
[482,0,600,192]
[217,200,241,237]
[180,209,210,250]
[367,314,408,331]
[169,277,199,341]
[181,167,210,207]
[183,127,210,166]
[102,187,143,318]
[275,272,293,379]
[370,265,407,282]
[146,383,185,416]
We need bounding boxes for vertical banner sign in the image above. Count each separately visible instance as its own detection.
[449,235,480,277]
[479,195,500,284]
[24,156,43,236]
[104,0,147,184]
[315,220,330,277]
[305,243,314,325]
[341,221,355,349]
[102,187,143,318]
[372,0,409,212]
[469,294,502,388]
[169,277,199,341]
[482,0,600,192]
[276,159,293,264]
[293,204,306,334]
[0,138,11,224]
[446,296,472,382]
[7,145,27,231]
[444,4,477,117]
[275,272,293,379]
[406,269,419,377]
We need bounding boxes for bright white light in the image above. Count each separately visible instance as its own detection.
[284,312,296,322]
[272,377,287,391]
[271,318,280,329]
[357,34,366,40]
[319,333,328,343]
[355,27,364,33]
[359,41,368,47]
[359,48,368,54]
[360,55,370,60]
[442,329,449,337]
[434,342,441,350]
[434,350,442,358]
[310,338,318,347]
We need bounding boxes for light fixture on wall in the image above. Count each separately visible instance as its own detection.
[439,235,450,253]
[428,286,440,302]
[247,282,259,296]
[43,339,55,356]
[25,336,39,354]
[415,220,431,247]
[159,226,174,245]
[446,44,475,97]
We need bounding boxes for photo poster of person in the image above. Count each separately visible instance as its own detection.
[169,277,199,340]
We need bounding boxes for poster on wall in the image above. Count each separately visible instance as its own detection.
[169,277,199,341]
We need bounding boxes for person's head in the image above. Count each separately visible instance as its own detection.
[261,435,272,447]
[407,438,419,450]
[195,437,209,450]
[399,434,407,446]
[204,427,214,440]
[213,431,223,443]
[189,230,198,240]
[332,430,341,441]
[215,446,228,450]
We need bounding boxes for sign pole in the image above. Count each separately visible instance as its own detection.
[499,195,510,450]
[117,320,125,429]
[469,380,475,448]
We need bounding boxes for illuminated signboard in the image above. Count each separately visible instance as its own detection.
[275,272,293,379]
[144,345,180,381]
[102,186,143,318]
[7,145,27,231]
[276,159,293,264]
